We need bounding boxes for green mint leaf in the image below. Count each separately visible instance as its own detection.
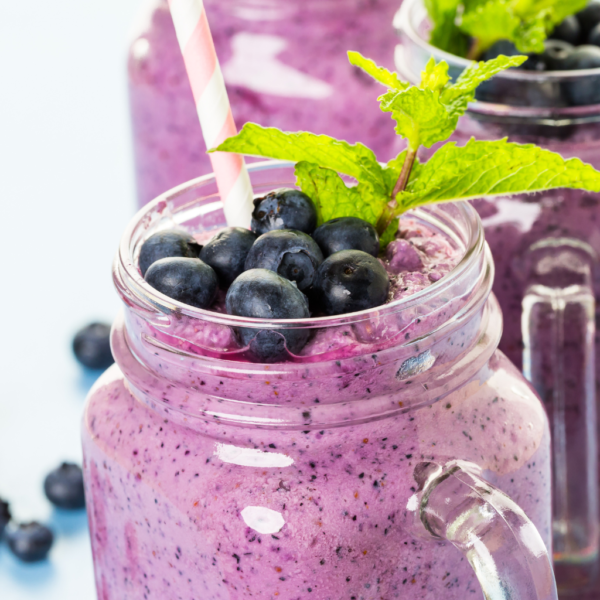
[212,123,388,195]
[294,162,388,225]
[419,57,451,92]
[347,51,408,90]
[440,54,527,119]
[399,138,600,211]
[425,0,471,55]
[459,0,521,52]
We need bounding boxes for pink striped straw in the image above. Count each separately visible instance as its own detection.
[168,0,253,228]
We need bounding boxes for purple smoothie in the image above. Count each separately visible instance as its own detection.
[82,166,552,599]
[128,0,404,206]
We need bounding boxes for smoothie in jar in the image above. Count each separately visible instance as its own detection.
[83,163,553,599]
[128,0,404,206]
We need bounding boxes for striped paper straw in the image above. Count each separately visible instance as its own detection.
[168,0,253,228]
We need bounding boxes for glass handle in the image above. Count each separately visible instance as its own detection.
[408,461,558,600]
[521,238,598,589]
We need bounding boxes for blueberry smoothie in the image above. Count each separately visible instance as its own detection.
[82,166,553,599]
[128,0,403,206]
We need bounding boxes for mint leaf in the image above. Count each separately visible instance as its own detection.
[425,0,471,56]
[419,57,451,92]
[459,0,521,52]
[399,138,600,211]
[347,51,408,90]
[213,123,388,195]
[294,162,388,225]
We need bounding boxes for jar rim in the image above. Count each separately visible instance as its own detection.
[116,160,487,331]
[395,0,600,120]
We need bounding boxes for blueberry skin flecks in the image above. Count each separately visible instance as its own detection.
[245,230,324,292]
[226,269,310,362]
[145,257,217,309]
[139,229,202,276]
[0,498,11,537]
[315,250,390,316]
[72,322,114,370]
[44,463,86,509]
[7,522,54,563]
[199,227,256,287]
[313,217,380,258]
[251,188,318,235]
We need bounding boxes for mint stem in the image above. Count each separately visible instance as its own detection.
[466,38,481,61]
[376,147,418,235]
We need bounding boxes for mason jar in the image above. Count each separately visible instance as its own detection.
[128,0,404,207]
[82,162,556,599]
[395,0,600,591]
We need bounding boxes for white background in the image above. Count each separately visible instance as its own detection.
[0,1,144,597]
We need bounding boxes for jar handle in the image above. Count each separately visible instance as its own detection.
[408,461,557,600]
[521,238,598,587]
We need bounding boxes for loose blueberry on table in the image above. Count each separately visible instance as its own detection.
[72,322,114,370]
[44,462,86,510]
[7,522,54,563]
[0,498,11,537]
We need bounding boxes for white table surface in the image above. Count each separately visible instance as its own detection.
[0,1,144,597]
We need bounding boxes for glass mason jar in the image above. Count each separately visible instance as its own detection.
[395,0,600,592]
[82,162,557,599]
[127,0,404,207]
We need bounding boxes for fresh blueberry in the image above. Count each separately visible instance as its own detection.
[315,250,390,315]
[139,229,201,276]
[549,16,581,45]
[0,498,11,537]
[7,522,54,563]
[481,40,542,70]
[44,463,85,510]
[589,21,600,46]
[541,40,574,70]
[145,257,217,309]
[313,217,380,258]
[72,322,114,370]
[199,227,256,287]
[577,0,600,37]
[251,188,318,235]
[226,269,310,362]
[563,46,600,105]
[244,230,323,292]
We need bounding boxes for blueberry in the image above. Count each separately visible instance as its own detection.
[563,46,600,105]
[7,522,54,563]
[541,40,574,70]
[589,21,600,46]
[244,230,323,292]
[481,40,542,70]
[251,188,317,235]
[145,257,217,309]
[315,250,390,315]
[44,463,85,509]
[577,0,600,37]
[72,322,114,370]
[0,498,11,537]
[313,217,380,258]
[549,16,581,45]
[199,227,256,287]
[139,229,201,276]
[226,269,310,362]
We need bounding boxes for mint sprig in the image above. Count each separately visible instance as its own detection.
[427,0,587,57]
[211,52,600,246]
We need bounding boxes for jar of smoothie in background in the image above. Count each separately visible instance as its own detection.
[82,162,556,599]
[127,0,403,207]
[396,0,600,593]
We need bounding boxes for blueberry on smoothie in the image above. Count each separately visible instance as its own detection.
[251,188,317,235]
[589,22,600,46]
[563,46,600,104]
[315,250,389,315]
[44,463,85,510]
[481,40,542,70]
[139,229,202,276]
[0,498,11,537]
[549,15,581,45]
[577,0,600,37]
[199,227,256,287]
[226,269,310,361]
[72,322,114,370]
[145,257,217,309]
[245,230,323,292]
[7,522,54,563]
[313,217,380,258]
[541,40,574,70]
